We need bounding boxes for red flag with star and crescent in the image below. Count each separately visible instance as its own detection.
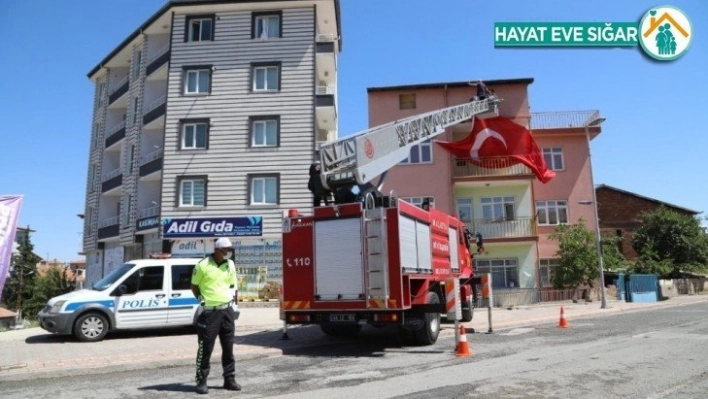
[437,116,556,183]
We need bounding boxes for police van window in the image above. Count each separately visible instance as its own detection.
[92,263,135,290]
[172,265,195,290]
[122,266,164,294]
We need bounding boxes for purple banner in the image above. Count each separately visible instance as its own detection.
[0,196,23,299]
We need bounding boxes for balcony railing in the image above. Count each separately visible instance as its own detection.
[452,158,532,178]
[530,110,601,130]
[108,75,129,94]
[139,205,160,219]
[141,148,163,164]
[316,85,334,95]
[466,217,537,239]
[143,95,166,115]
[106,120,126,136]
[98,216,119,228]
[102,168,121,182]
[147,43,169,64]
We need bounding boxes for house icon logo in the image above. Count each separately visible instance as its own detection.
[638,5,692,61]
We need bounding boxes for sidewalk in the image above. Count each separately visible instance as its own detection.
[0,295,705,382]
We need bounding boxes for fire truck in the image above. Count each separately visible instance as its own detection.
[281,94,501,345]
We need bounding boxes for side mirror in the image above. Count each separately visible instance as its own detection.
[117,285,128,295]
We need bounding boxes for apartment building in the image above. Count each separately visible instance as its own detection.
[367,79,604,292]
[83,0,341,287]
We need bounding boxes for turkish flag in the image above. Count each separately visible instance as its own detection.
[437,116,556,183]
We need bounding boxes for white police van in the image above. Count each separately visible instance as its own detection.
[38,258,238,342]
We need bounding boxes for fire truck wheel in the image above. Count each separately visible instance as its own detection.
[461,295,474,322]
[320,323,361,337]
[413,292,441,346]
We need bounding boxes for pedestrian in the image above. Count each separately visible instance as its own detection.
[308,161,331,206]
[191,237,240,394]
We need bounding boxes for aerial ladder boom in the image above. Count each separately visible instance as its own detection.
[319,95,502,192]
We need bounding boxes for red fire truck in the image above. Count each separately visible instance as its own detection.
[281,94,500,345]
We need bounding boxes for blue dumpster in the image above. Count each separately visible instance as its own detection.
[625,274,659,303]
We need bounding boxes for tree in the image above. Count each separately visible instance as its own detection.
[24,267,77,319]
[1,228,41,318]
[632,207,708,278]
[549,218,627,290]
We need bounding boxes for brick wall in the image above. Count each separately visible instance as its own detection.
[596,187,697,260]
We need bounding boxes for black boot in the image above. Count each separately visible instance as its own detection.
[196,380,208,395]
[224,377,241,391]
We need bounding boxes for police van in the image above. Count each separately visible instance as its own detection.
[38,258,238,342]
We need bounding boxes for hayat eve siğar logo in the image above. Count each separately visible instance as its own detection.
[638,6,692,61]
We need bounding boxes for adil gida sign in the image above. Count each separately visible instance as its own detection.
[162,216,262,238]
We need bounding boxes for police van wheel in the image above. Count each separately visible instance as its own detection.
[73,312,109,342]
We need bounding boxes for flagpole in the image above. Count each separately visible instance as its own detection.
[583,116,608,309]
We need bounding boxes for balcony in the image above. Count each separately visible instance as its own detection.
[139,205,160,219]
[315,84,336,132]
[97,216,119,239]
[139,148,163,178]
[108,75,129,105]
[104,121,126,149]
[452,157,533,179]
[143,95,166,127]
[146,44,170,77]
[468,217,537,240]
[530,110,602,130]
[101,168,122,193]
[136,205,161,232]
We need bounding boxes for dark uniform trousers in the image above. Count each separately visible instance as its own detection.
[195,306,236,382]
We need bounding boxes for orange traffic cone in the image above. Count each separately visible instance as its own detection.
[558,306,570,328]
[455,324,472,357]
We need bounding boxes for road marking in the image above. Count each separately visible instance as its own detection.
[500,328,535,336]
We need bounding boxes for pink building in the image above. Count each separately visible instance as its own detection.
[367,78,604,291]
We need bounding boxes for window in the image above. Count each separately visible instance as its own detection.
[121,266,164,294]
[402,196,435,209]
[179,177,206,207]
[133,50,142,79]
[185,15,214,42]
[252,12,281,39]
[252,63,280,91]
[92,123,100,149]
[540,258,560,287]
[456,198,473,224]
[128,145,135,173]
[542,147,564,170]
[90,164,98,189]
[481,196,515,221]
[475,258,519,289]
[399,93,416,110]
[184,68,211,94]
[536,200,568,225]
[124,194,132,225]
[400,139,432,164]
[250,116,279,147]
[181,120,209,149]
[171,265,196,290]
[132,99,139,124]
[249,174,279,205]
[96,82,105,109]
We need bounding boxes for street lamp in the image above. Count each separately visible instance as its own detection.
[581,114,609,309]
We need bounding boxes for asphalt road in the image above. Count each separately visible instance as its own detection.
[1,303,707,398]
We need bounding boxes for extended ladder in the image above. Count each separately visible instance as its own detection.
[319,95,501,190]
[363,196,389,308]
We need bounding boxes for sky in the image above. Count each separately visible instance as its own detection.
[1,0,706,262]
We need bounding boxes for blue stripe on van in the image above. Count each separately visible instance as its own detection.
[65,300,114,311]
[169,297,199,307]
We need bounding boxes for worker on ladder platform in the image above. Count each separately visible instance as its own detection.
[308,161,332,207]
[470,80,490,102]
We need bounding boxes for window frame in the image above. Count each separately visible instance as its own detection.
[480,196,516,222]
[475,258,520,289]
[177,175,208,208]
[399,139,433,164]
[171,264,196,290]
[535,200,568,225]
[542,147,564,171]
[456,197,473,224]
[251,62,281,92]
[252,11,283,39]
[183,66,212,95]
[249,115,280,148]
[179,119,210,150]
[539,258,560,288]
[248,174,279,206]
[133,50,142,79]
[184,14,215,42]
[401,196,435,209]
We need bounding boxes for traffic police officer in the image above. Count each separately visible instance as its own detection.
[191,237,240,394]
